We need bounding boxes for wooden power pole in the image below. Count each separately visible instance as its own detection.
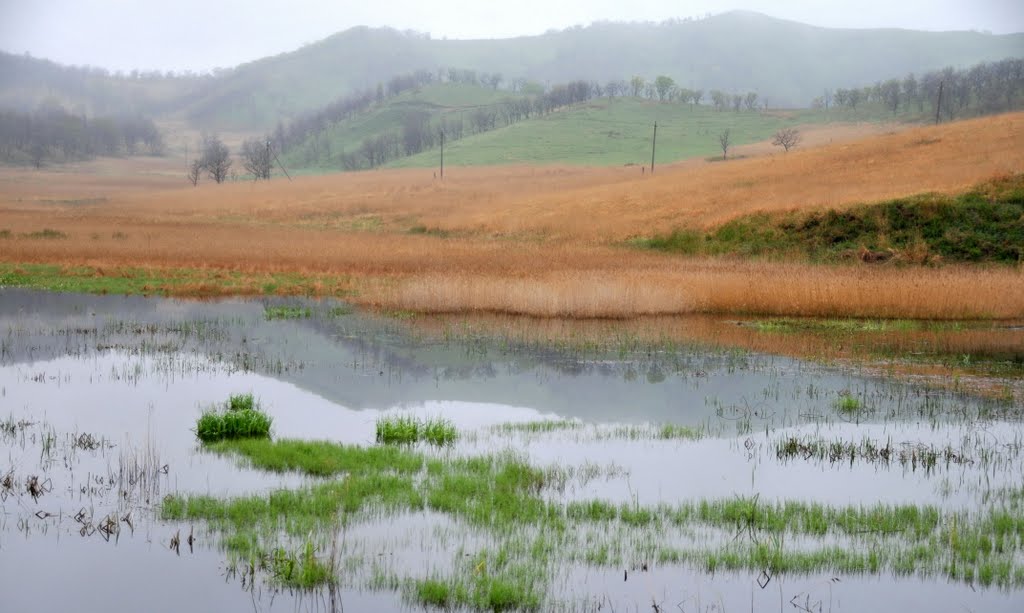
[440,129,445,180]
[934,81,944,125]
[650,121,658,175]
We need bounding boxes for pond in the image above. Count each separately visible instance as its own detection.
[0,288,1021,612]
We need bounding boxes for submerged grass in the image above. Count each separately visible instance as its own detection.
[264,305,312,320]
[776,436,971,470]
[169,433,1024,607]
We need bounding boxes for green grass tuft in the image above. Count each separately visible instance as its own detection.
[227,393,255,412]
[195,394,272,443]
[376,415,458,446]
[264,305,312,320]
[835,393,863,413]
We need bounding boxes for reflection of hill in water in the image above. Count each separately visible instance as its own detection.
[0,289,983,425]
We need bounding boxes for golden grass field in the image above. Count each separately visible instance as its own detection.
[1,113,1023,319]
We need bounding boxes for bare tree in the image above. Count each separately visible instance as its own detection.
[771,128,801,152]
[744,92,759,111]
[240,137,272,180]
[200,134,231,184]
[718,129,731,159]
[187,158,202,186]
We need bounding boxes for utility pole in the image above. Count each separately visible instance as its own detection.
[650,121,658,175]
[440,129,445,179]
[268,140,292,181]
[934,81,944,125]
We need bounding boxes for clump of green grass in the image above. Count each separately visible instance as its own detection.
[0,229,11,239]
[195,394,272,443]
[264,305,312,320]
[422,418,459,446]
[835,393,863,413]
[376,415,458,446]
[227,392,256,412]
[657,423,703,440]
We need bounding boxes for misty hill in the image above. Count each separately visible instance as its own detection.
[2,11,1023,131]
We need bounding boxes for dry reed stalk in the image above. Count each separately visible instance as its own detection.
[378,263,1024,320]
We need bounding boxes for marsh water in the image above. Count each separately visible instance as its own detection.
[0,288,1021,612]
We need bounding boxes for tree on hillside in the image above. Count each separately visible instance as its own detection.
[744,92,759,111]
[240,137,272,180]
[732,94,743,112]
[901,74,920,111]
[187,158,202,186]
[654,76,675,101]
[880,79,901,113]
[772,128,801,152]
[488,73,503,90]
[630,76,644,97]
[200,134,231,183]
[718,129,731,159]
[709,90,727,111]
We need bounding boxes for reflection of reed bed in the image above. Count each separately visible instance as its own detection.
[402,311,1024,403]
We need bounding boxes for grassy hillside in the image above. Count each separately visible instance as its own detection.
[4,12,1021,130]
[280,83,522,169]
[635,174,1024,264]
[390,98,810,168]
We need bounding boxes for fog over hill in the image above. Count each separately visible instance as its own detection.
[1,11,1021,130]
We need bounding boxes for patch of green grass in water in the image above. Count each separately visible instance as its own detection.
[208,438,425,477]
[167,437,1024,605]
[195,408,272,443]
[491,419,584,434]
[375,415,458,446]
[227,393,255,412]
[264,305,312,320]
[835,393,863,414]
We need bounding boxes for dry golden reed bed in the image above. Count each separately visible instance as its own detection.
[1,113,1023,319]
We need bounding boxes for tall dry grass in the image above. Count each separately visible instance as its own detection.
[381,263,1024,320]
[2,113,1023,320]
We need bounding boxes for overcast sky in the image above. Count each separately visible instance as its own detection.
[1,0,1021,73]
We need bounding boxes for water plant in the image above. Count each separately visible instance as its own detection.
[264,305,312,320]
[835,393,863,413]
[375,415,458,446]
[195,394,272,442]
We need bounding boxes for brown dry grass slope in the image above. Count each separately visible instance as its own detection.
[1,114,1022,319]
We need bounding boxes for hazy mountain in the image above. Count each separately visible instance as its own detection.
[2,11,1021,130]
